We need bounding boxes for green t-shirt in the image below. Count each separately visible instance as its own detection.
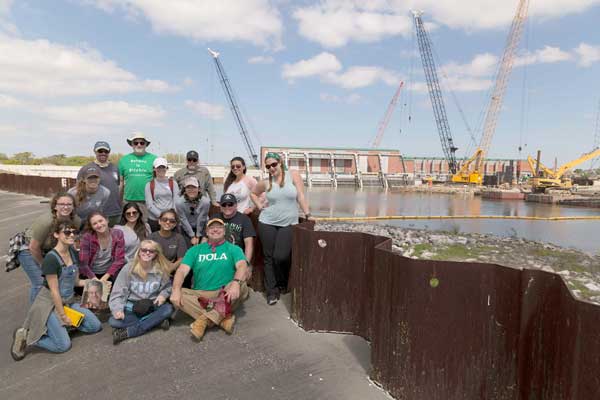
[182,241,245,291]
[118,152,156,201]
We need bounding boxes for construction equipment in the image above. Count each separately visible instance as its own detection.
[412,11,458,174]
[452,0,529,184]
[371,81,404,148]
[527,148,600,191]
[208,48,259,168]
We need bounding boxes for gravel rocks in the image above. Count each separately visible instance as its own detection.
[316,222,600,304]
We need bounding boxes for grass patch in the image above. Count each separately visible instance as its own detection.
[412,243,434,258]
[532,248,586,272]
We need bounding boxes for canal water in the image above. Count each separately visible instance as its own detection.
[306,187,600,254]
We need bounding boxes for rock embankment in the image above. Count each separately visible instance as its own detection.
[316,222,600,304]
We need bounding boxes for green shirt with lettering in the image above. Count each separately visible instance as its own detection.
[182,241,245,291]
[118,152,156,202]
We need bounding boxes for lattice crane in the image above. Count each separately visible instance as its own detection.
[452,0,529,184]
[412,11,458,174]
[208,48,259,168]
[371,81,404,148]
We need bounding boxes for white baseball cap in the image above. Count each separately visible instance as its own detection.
[153,157,168,168]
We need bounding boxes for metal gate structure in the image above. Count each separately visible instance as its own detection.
[290,221,600,399]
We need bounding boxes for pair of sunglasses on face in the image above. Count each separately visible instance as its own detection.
[140,248,157,255]
[265,161,279,170]
[62,229,79,236]
[132,140,147,146]
[160,217,177,224]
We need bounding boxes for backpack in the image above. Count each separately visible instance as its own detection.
[150,178,174,201]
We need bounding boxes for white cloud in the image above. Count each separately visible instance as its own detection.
[0,93,22,108]
[320,92,362,104]
[248,55,275,64]
[283,52,399,89]
[83,0,283,49]
[0,0,17,35]
[293,1,412,48]
[42,101,166,126]
[0,35,175,97]
[574,43,600,67]
[441,53,498,78]
[515,45,573,66]
[325,66,400,89]
[293,0,600,48]
[185,100,225,120]
[282,52,342,81]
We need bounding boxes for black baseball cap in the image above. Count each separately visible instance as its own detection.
[186,150,199,160]
[220,193,237,204]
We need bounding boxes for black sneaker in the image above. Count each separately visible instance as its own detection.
[112,328,128,345]
[160,319,170,331]
[267,294,278,305]
[10,328,27,361]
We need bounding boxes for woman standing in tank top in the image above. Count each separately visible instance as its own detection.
[251,152,311,305]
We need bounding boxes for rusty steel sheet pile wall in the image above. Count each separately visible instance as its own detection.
[0,173,75,197]
[290,222,600,400]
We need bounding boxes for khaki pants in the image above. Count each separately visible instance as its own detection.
[180,283,249,325]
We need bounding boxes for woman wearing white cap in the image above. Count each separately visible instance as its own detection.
[144,157,180,232]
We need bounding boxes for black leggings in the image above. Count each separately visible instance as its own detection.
[258,222,293,295]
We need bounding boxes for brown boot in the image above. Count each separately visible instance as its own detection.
[219,315,236,334]
[190,314,209,340]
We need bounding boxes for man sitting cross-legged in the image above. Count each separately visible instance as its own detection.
[170,218,249,340]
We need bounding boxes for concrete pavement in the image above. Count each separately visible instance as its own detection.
[0,191,390,400]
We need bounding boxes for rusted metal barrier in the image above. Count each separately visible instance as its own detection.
[290,222,600,399]
[0,173,75,197]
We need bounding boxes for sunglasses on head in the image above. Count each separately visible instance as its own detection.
[231,164,243,169]
[96,149,110,154]
[62,229,79,237]
[132,140,146,146]
[160,217,177,224]
[221,203,235,208]
[187,158,198,162]
[125,210,139,216]
[265,161,279,170]
[140,248,157,254]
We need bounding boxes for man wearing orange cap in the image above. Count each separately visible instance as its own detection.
[171,218,249,340]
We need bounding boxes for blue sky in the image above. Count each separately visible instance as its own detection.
[1,0,600,165]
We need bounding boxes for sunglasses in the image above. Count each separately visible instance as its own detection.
[160,217,177,224]
[265,161,279,170]
[62,229,79,236]
[140,248,157,255]
[96,149,110,154]
[125,211,139,217]
[187,158,198,162]
[231,164,243,169]
[221,203,235,208]
[132,140,147,146]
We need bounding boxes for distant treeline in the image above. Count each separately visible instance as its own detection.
[0,152,188,166]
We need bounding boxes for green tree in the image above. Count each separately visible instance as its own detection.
[12,152,34,164]
[0,153,8,160]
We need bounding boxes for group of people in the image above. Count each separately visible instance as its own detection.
[9,133,312,361]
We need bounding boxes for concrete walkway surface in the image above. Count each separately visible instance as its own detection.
[0,191,390,400]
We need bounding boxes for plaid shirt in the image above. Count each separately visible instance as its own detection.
[79,228,125,278]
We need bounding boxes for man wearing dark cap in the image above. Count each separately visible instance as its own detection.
[211,193,255,268]
[77,141,121,226]
[173,150,218,207]
[171,218,249,340]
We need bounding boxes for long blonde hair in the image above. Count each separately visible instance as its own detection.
[130,240,171,281]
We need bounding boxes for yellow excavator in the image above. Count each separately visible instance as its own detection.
[527,148,600,192]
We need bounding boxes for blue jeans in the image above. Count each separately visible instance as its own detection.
[109,303,173,338]
[18,250,43,304]
[35,304,102,353]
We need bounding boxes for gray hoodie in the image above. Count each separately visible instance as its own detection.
[108,262,172,314]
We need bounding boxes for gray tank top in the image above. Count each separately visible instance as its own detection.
[259,171,299,227]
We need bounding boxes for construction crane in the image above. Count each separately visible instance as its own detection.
[371,81,404,148]
[208,48,259,168]
[527,148,600,192]
[412,11,458,174]
[452,0,529,184]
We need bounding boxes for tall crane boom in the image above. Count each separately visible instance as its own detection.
[453,0,529,184]
[371,81,404,148]
[412,11,458,174]
[208,48,259,168]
